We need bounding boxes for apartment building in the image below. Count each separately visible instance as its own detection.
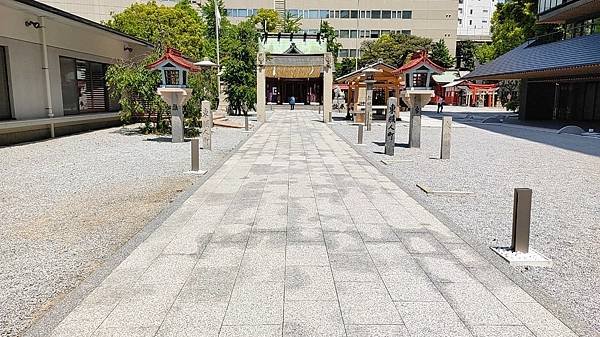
[209,0,458,57]
[457,0,498,41]
[38,0,458,58]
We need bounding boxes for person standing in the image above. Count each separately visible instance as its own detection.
[437,95,444,114]
[289,96,296,110]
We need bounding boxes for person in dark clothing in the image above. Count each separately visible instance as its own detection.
[289,96,296,110]
[436,96,444,114]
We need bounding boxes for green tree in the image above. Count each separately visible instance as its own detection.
[360,33,432,68]
[335,58,357,77]
[430,39,455,68]
[476,0,557,62]
[105,56,165,127]
[200,0,229,41]
[221,20,259,115]
[105,0,205,59]
[320,21,342,62]
[252,8,282,32]
[457,40,476,70]
[281,11,302,33]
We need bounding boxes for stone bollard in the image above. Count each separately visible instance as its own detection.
[201,100,211,150]
[440,116,452,159]
[512,188,532,253]
[385,97,397,156]
[409,105,422,148]
[357,124,364,144]
[244,113,249,131]
[191,138,199,171]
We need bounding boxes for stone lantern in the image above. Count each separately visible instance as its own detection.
[147,48,199,143]
[362,67,382,131]
[393,50,444,148]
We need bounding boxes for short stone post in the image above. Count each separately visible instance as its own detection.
[191,139,199,171]
[385,97,397,156]
[409,104,422,148]
[201,100,211,150]
[357,124,364,144]
[171,93,184,143]
[440,116,452,159]
[512,188,532,253]
[244,112,249,131]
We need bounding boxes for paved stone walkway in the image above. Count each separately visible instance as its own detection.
[50,111,577,337]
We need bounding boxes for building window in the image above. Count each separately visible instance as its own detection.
[350,10,358,18]
[382,10,392,19]
[392,11,397,19]
[339,30,350,38]
[320,10,329,18]
[381,30,390,35]
[349,49,357,57]
[350,30,358,38]
[371,10,381,19]
[370,30,380,38]
[469,19,472,25]
[340,10,350,18]
[401,30,411,35]
[338,49,349,57]
[401,10,412,19]
[60,57,115,115]
[0,46,10,120]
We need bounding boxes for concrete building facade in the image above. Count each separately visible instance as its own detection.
[223,0,458,57]
[37,0,458,58]
[457,0,497,41]
[0,0,152,145]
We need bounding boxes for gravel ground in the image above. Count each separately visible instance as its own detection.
[330,106,600,336]
[0,118,254,337]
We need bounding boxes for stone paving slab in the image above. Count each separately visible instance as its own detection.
[48,110,578,337]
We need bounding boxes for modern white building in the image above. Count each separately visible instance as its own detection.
[457,0,497,41]
[0,0,152,145]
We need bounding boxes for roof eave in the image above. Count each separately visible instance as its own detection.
[10,0,154,48]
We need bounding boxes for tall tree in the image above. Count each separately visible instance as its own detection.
[281,11,302,33]
[251,8,282,32]
[105,0,205,59]
[221,20,259,115]
[320,21,342,62]
[475,0,557,63]
[430,39,455,68]
[335,58,357,78]
[360,33,432,68]
[457,40,476,71]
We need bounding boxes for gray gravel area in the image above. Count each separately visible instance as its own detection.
[0,119,254,337]
[330,106,600,336]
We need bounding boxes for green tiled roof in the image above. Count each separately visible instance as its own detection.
[259,33,327,54]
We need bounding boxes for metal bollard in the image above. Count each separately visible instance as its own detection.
[511,188,532,253]
[440,116,452,159]
[357,124,364,144]
[244,113,249,131]
[191,139,199,171]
